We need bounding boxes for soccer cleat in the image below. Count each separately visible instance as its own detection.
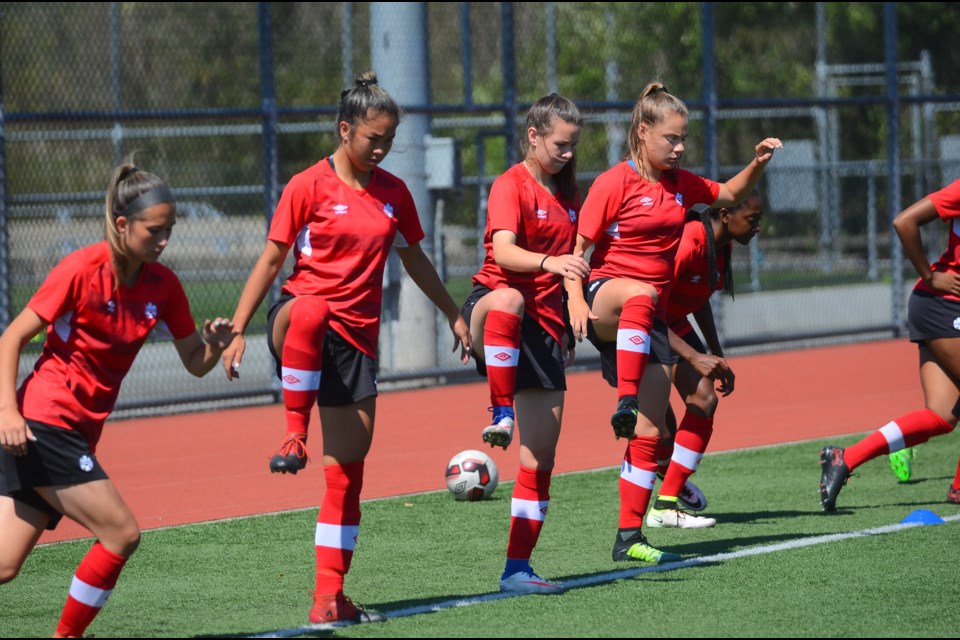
[309,592,386,625]
[611,396,639,439]
[948,487,960,505]
[269,434,309,474]
[500,568,565,595]
[646,505,716,529]
[888,447,915,483]
[611,529,681,564]
[819,445,850,512]
[678,480,708,512]
[482,406,515,450]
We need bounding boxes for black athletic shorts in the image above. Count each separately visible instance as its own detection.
[582,278,672,388]
[460,284,566,392]
[0,420,109,530]
[907,289,960,343]
[267,293,378,406]
[668,327,708,366]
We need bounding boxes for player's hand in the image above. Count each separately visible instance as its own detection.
[567,296,598,343]
[543,250,590,281]
[715,364,736,396]
[755,137,783,165]
[450,314,472,364]
[202,317,237,351]
[689,353,731,382]
[563,336,576,368]
[0,409,35,457]
[222,334,246,381]
[929,271,960,297]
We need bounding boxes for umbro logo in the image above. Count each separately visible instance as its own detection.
[691,275,702,283]
[333,204,348,215]
[629,335,645,345]
[493,352,512,361]
[640,196,654,207]
[536,209,548,219]
[283,374,301,384]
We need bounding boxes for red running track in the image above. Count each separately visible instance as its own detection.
[39,339,922,545]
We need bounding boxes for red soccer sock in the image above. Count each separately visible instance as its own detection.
[618,435,659,529]
[483,310,522,409]
[315,462,364,596]
[55,542,128,637]
[952,454,960,491]
[506,466,552,561]
[656,438,674,478]
[616,296,656,398]
[282,296,330,438]
[660,414,713,498]
[844,409,954,470]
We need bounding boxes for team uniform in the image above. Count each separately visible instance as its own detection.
[577,161,719,385]
[460,161,580,595]
[820,179,960,510]
[0,242,197,528]
[265,157,424,621]
[576,161,719,562]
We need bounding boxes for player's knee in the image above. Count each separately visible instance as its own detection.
[488,287,525,315]
[0,560,23,584]
[692,389,719,417]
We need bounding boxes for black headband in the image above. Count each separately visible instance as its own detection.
[117,185,175,218]
[649,86,669,96]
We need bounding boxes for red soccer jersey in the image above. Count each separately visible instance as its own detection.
[578,162,719,310]
[268,159,425,358]
[18,242,197,450]
[666,220,728,335]
[915,179,960,300]
[472,163,580,343]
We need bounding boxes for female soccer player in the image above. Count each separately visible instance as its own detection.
[221,71,470,624]
[819,179,960,511]
[565,81,780,563]
[649,194,763,529]
[0,162,235,638]
[461,93,589,594]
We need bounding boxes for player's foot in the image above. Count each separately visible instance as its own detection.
[678,479,708,512]
[819,445,850,512]
[947,486,960,505]
[611,529,681,563]
[611,396,639,439]
[646,504,716,529]
[309,592,386,625]
[269,434,309,474]
[500,568,565,595]
[888,447,915,483]
[482,406,515,450]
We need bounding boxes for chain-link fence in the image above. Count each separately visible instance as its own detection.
[4,2,960,416]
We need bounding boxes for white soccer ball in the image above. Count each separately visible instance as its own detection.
[445,449,498,501]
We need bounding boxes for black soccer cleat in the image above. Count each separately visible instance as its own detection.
[269,435,309,474]
[819,445,850,512]
[611,396,639,440]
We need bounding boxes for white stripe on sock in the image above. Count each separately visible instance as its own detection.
[616,329,651,354]
[880,421,906,452]
[620,461,657,489]
[315,523,359,551]
[281,367,322,392]
[671,443,703,471]
[68,576,112,608]
[511,497,549,521]
[484,346,520,367]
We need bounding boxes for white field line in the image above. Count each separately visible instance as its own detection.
[251,514,960,637]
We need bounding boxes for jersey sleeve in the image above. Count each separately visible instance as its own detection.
[673,223,700,279]
[26,252,87,325]
[577,168,624,242]
[686,172,721,207]
[161,274,199,340]
[393,182,425,248]
[929,179,960,221]
[486,176,523,235]
[268,173,312,247]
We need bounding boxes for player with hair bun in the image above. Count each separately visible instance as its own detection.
[0,161,235,638]
[222,70,471,624]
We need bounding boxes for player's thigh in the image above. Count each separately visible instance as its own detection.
[590,278,658,342]
[38,480,140,556]
[919,341,960,420]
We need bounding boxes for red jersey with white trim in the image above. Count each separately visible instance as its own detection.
[666,220,728,335]
[472,163,580,343]
[915,179,960,300]
[578,162,719,310]
[18,242,196,450]
[269,159,425,358]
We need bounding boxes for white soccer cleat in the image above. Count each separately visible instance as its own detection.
[482,406,515,450]
[500,569,565,595]
[646,506,716,529]
[678,480,708,512]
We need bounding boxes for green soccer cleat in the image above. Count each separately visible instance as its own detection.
[888,447,916,483]
[612,529,682,564]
